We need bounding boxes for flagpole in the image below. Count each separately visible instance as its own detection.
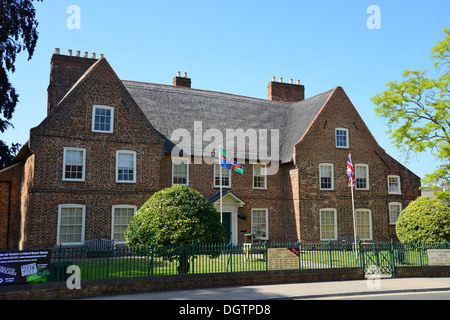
[349,152,358,260]
[219,145,223,223]
[351,178,358,258]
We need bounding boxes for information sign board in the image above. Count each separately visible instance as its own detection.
[267,248,299,270]
[0,250,51,285]
[427,249,450,266]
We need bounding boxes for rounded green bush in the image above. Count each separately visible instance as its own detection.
[125,185,226,247]
[396,197,450,243]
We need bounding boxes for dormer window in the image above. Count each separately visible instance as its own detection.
[92,105,114,133]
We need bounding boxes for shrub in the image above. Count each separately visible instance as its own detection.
[396,197,450,243]
[125,185,226,273]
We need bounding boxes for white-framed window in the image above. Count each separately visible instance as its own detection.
[172,157,189,186]
[388,175,401,194]
[253,163,267,189]
[63,147,86,181]
[252,208,268,240]
[389,202,402,225]
[112,205,137,244]
[335,128,349,148]
[319,163,334,190]
[57,204,86,246]
[355,209,372,241]
[92,105,114,133]
[116,150,136,183]
[355,164,369,190]
[214,163,231,188]
[320,208,337,241]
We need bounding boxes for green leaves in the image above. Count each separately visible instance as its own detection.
[372,28,450,193]
[125,185,226,247]
[396,197,450,243]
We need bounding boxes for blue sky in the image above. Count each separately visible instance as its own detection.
[4,0,450,179]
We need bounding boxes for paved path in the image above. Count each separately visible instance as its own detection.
[88,276,450,300]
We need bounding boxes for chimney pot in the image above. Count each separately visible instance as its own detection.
[272,76,275,82]
[84,51,88,58]
[55,48,60,54]
[99,53,104,59]
[76,50,81,57]
[91,52,96,59]
[268,77,305,102]
[48,50,98,115]
[173,72,191,88]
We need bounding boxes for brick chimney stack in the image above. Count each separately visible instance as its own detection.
[268,76,305,102]
[173,71,191,88]
[47,48,102,114]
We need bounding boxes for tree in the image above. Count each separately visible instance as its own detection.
[371,28,450,200]
[396,197,450,243]
[0,0,42,169]
[125,185,226,273]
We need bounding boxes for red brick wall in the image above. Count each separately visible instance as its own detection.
[268,81,305,102]
[159,154,298,243]
[0,162,26,250]
[293,87,421,242]
[47,53,97,114]
[20,57,166,249]
[13,56,421,249]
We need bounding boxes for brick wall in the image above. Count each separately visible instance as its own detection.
[9,55,421,249]
[159,155,298,243]
[20,57,166,249]
[293,87,421,242]
[0,163,25,250]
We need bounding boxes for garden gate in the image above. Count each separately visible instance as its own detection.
[359,242,396,276]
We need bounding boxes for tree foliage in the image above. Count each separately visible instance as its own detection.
[396,197,450,243]
[125,185,226,246]
[125,185,226,273]
[372,28,450,199]
[0,0,42,168]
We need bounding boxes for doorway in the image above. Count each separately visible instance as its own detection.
[222,212,232,244]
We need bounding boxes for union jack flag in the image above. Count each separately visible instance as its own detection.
[347,154,355,187]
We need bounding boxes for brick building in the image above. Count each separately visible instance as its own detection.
[0,49,421,250]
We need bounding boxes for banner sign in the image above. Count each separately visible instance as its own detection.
[267,248,299,270]
[0,250,51,285]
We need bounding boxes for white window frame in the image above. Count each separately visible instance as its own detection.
[111,205,137,244]
[251,208,269,240]
[214,162,232,188]
[320,208,337,241]
[355,164,369,190]
[389,202,402,225]
[319,163,334,190]
[62,147,86,182]
[335,128,349,148]
[92,105,114,133]
[387,175,401,195]
[116,150,137,183]
[172,157,189,186]
[57,204,86,246]
[253,163,267,190]
[355,209,373,241]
